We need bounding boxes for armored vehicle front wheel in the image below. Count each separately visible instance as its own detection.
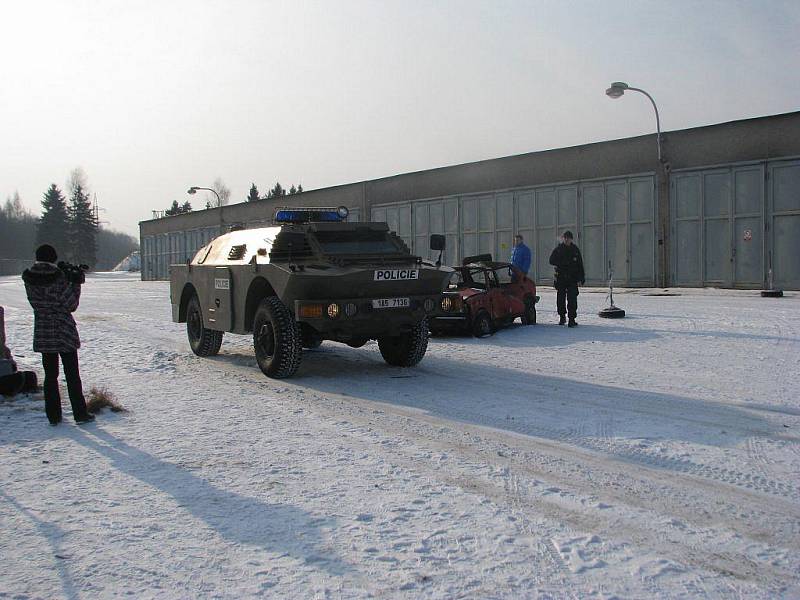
[377,319,429,367]
[253,296,302,378]
[187,295,223,356]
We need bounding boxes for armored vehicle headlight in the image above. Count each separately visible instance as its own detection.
[441,296,453,312]
[424,298,435,312]
[327,303,341,319]
[299,304,324,319]
[345,302,358,317]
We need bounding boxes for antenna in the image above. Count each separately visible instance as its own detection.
[598,260,626,318]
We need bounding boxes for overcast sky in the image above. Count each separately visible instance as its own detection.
[3,0,799,237]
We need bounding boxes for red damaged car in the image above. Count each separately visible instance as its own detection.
[430,254,539,337]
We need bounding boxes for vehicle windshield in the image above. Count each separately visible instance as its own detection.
[495,266,513,285]
[448,271,465,289]
[313,230,404,255]
[449,267,490,289]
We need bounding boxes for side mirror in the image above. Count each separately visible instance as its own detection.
[429,234,445,251]
[429,234,445,268]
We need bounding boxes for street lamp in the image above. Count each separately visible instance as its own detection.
[605,81,663,163]
[187,186,221,208]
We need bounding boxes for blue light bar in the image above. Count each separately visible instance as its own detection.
[274,206,349,223]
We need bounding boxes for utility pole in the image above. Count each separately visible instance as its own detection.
[93,194,109,227]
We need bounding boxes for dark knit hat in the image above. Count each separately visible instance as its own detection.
[35,244,57,263]
[562,230,574,240]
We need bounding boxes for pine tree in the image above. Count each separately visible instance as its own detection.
[37,184,70,255]
[266,182,286,199]
[247,183,260,202]
[68,183,98,268]
[288,185,297,195]
[297,184,303,193]
[181,200,192,213]
[165,200,182,216]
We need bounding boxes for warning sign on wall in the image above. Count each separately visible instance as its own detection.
[743,229,753,241]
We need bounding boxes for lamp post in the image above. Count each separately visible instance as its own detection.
[187,186,221,208]
[188,186,225,234]
[606,81,669,288]
[605,81,663,163]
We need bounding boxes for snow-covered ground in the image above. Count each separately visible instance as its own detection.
[1,273,799,599]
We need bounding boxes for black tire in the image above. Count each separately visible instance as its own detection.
[472,311,494,338]
[378,319,429,367]
[187,295,223,356]
[521,298,537,325]
[253,296,302,378]
[300,326,323,349]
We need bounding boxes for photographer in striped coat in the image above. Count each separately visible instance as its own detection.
[22,244,94,425]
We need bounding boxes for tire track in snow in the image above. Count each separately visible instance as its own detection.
[411,363,800,502]
[746,436,773,480]
[500,469,572,590]
[449,404,800,502]
[165,341,800,512]
[281,388,800,591]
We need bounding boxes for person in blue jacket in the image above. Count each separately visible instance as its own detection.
[510,234,532,280]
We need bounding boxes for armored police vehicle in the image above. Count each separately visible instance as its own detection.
[169,206,451,378]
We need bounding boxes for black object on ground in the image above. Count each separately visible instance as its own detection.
[761,253,783,298]
[599,305,626,318]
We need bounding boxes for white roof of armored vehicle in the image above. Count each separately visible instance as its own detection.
[191,227,282,266]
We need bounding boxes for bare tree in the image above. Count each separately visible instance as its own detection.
[4,191,28,219]
[67,167,89,195]
[211,177,231,207]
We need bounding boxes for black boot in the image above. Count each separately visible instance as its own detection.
[75,413,95,424]
[558,315,566,326]
[568,318,577,328]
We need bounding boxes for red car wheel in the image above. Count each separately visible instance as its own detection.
[472,311,494,338]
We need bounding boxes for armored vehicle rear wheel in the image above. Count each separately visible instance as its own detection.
[521,298,537,325]
[378,319,429,367]
[187,295,223,356]
[253,296,302,378]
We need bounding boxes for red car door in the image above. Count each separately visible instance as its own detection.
[485,270,511,320]
[503,267,528,317]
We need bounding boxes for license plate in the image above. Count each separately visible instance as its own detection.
[372,297,410,309]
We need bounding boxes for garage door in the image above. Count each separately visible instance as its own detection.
[769,160,800,289]
[579,177,655,286]
[371,203,413,251]
[671,165,765,288]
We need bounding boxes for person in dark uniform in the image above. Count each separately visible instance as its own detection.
[22,244,94,425]
[548,230,585,327]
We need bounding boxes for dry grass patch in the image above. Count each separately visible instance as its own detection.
[87,386,127,414]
